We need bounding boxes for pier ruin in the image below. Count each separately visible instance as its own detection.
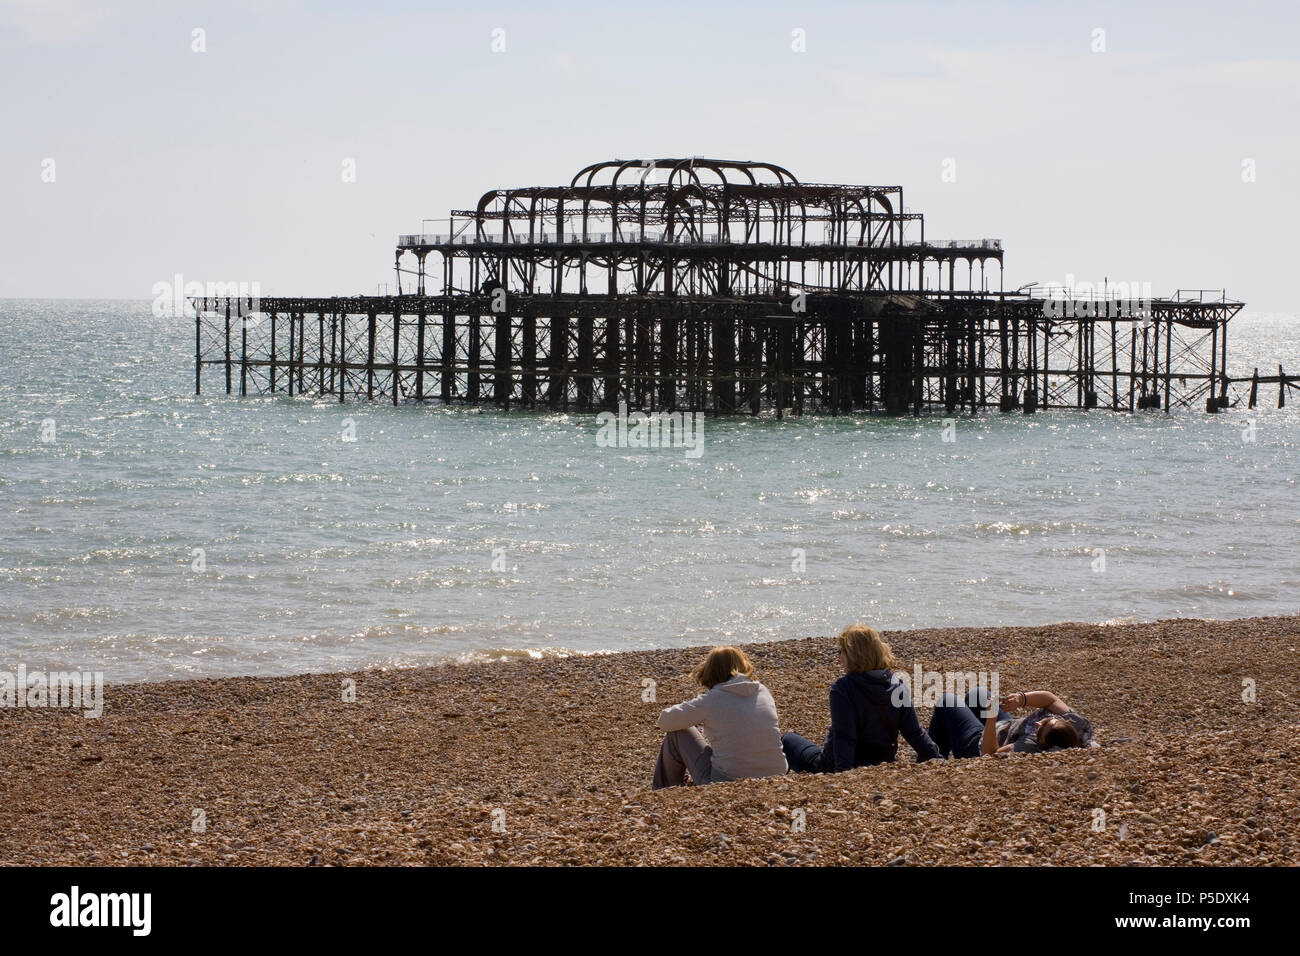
[193,157,1267,415]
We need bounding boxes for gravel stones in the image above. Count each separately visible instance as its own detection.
[1,615,1296,866]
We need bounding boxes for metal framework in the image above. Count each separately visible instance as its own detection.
[194,158,1257,415]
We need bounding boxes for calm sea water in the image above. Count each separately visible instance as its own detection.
[1,299,1297,683]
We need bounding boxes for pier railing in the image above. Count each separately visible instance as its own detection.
[398,232,1003,250]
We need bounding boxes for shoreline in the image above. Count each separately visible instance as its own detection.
[2,614,1297,866]
[6,610,1277,690]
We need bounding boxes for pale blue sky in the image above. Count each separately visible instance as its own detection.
[3,0,1297,309]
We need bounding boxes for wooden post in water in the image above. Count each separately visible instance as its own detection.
[338,312,347,402]
[428,310,443,403]
[1170,314,1180,411]
[414,309,426,401]
[316,312,325,396]
[194,306,202,395]
[224,302,232,394]
[1023,317,1038,413]
[1139,320,1150,407]
[1041,316,1050,409]
[495,310,511,409]
[1109,318,1118,409]
[658,306,674,411]
[297,312,306,395]
[441,310,455,404]
[328,313,337,397]
[269,312,278,393]
[286,310,295,396]
[366,310,376,401]
[519,308,535,406]
[1128,324,1136,411]
[391,309,401,405]
[468,314,482,402]
[577,309,593,409]
[1207,320,1219,413]
[1219,318,1230,407]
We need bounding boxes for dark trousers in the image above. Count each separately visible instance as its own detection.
[927,688,1011,759]
[652,728,713,789]
[781,732,825,774]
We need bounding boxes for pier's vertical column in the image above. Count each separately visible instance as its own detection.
[392,309,401,405]
[224,302,232,394]
[194,304,202,395]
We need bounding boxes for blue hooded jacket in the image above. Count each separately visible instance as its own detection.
[819,669,940,771]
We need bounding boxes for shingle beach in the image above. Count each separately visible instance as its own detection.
[2,615,1297,866]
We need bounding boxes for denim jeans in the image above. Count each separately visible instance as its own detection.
[781,731,825,773]
[927,688,1010,758]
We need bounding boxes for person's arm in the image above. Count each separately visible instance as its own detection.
[898,697,941,763]
[1002,690,1071,715]
[980,712,1001,756]
[657,693,708,731]
[827,685,857,773]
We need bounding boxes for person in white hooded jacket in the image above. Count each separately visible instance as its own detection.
[652,646,789,789]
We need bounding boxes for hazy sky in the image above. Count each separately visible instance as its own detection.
[3,0,1297,310]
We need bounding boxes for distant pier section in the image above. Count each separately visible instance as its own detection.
[194,157,1268,414]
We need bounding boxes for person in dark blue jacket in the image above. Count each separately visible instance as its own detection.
[782,624,940,772]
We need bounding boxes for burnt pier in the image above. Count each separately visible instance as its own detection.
[193,158,1252,415]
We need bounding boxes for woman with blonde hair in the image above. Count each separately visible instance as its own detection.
[652,646,788,789]
[781,624,940,773]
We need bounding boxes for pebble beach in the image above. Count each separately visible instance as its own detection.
[2,615,1297,866]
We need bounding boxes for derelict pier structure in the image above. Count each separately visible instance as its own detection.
[194,157,1266,415]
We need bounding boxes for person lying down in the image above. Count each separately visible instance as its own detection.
[928,687,1095,758]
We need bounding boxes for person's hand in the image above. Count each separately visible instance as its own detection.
[1001,693,1024,712]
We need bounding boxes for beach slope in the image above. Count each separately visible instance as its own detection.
[2,615,1297,865]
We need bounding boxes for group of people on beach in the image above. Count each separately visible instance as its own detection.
[652,624,1094,789]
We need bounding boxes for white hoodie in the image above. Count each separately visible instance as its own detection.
[657,675,788,782]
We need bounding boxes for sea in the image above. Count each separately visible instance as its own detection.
[1,299,1296,683]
